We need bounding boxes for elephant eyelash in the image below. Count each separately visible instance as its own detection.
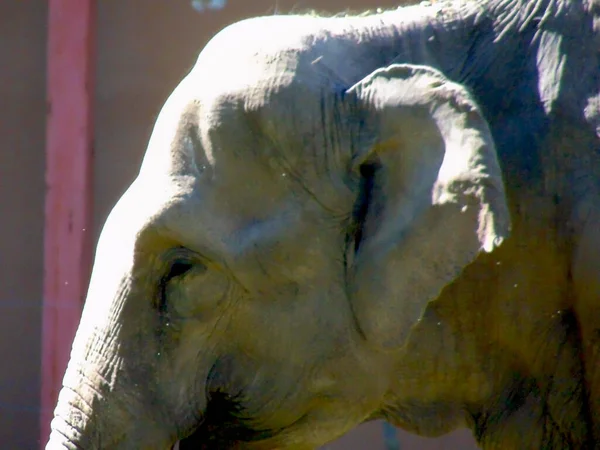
[166,260,196,281]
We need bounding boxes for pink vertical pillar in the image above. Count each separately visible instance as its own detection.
[40,0,96,447]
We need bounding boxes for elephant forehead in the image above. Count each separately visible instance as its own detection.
[192,85,358,222]
[152,176,345,285]
[138,93,351,276]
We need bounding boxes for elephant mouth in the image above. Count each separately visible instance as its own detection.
[169,391,273,449]
[171,426,270,450]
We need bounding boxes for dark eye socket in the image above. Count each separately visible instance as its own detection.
[348,161,378,254]
[156,248,204,313]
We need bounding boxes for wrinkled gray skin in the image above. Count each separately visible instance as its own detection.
[47,0,600,448]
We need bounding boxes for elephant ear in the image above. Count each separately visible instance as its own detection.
[344,64,510,350]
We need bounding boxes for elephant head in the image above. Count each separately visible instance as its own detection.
[46,30,509,448]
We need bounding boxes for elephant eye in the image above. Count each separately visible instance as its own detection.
[156,248,205,313]
[166,260,195,281]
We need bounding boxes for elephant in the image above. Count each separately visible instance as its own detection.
[46,0,600,448]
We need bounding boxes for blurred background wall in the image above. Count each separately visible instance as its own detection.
[0,1,479,448]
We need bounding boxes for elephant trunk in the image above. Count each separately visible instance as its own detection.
[45,282,172,448]
[46,402,85,449]
[46,366,114,448]
[46,350,174,449]
[46,380,96,449]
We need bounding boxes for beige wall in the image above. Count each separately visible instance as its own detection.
[1,1,479,448]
